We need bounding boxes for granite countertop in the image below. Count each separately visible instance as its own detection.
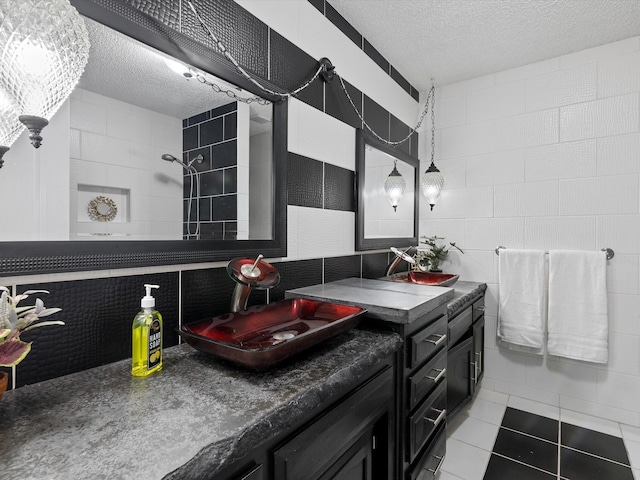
[286,278,455,323]
[447,281,488,317]
[0,329,401,480]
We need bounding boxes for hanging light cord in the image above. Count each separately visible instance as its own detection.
[186,0,325,101]
[186,0,433,147]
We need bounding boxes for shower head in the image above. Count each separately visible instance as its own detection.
[161,153,190,170]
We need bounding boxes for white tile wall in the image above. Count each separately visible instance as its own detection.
[425,36,640,427]
[70,88,183,240]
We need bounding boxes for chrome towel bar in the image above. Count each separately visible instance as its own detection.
[495,246,615,260]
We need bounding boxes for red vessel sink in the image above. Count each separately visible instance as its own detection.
[178,298,366,370]
[386,271,459,287]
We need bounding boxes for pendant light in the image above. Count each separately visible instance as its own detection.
[384,160,406,212]
[0,0,90,153]
[420,87,444,210]
[0,87,22,168]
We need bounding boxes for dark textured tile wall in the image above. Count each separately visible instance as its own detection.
[183,102,239,240]
[13,272,179,387]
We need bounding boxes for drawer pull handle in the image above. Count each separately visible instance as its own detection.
[471,361,478,384]
[426,334,446,346]
[425,368,446,383]
[428,454,446,475]
[425,408,446,427]
[475,305,485,312]
[476,351,482,373]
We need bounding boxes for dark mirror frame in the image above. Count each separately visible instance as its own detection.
[0,0,288,276]
[355,129,419,251]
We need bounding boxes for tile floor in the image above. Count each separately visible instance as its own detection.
[438,389,640,480]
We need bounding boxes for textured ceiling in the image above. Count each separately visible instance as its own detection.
[329,0,640,91]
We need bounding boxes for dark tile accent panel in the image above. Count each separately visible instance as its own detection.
[184,198,197,222]
[200,222,224,240]
[561,423,630,465]
[224,221,238,239]
[324,255,361,284]
[224,112,238,140]
[15,273,179,387]
[270,31,323,111]
[362,252,390,279]
[410,86,420,103]
[391,66,412,96]
[324,164,355,211]
[501,408,559,443]
[186,146,211,172]
[181,268,267,324]
[364,39,389,74]
[410,131,419,159]
[483,454,556,480]
[325,2,362,47]
[287,153,323,208]
[183,125,198,151]
[199,197,211,221]
[560,447,634,480]
[1,366,12,391]
[200,170,224,196]
[180,0,269,79]
[212,195,237,221]
[493,428,558,474]
[200,117,224,146]
[363,95,389,141]
[212,140,237,169]
[215,102,238,116]
[186,110,210,126]
[223,167,237,194]
[325,76,362,130]
[270,259,323,302]
[390,114,411,156]
[308,0,324,14]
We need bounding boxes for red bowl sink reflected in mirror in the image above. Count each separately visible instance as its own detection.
[385,271,459,287]
[178,298,366,370]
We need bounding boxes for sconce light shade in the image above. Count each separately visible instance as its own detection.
[0,87,23,167]
[421,162,444,211]
[384,160,406,212]
[0,0,90,148]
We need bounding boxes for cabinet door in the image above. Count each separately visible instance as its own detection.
[235,464,264,480]
[273,366,393,480]
[319,430,373,480]
[446,336,473,419]
[472,316,485,394]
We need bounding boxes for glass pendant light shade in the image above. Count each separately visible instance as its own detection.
[0,86,23,167]
[421,162,444,210]
[0,0,90,148]
[384,160,406,212]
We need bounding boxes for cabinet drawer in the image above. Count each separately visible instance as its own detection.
[409,314,447,369]
[408,347,446,411]
[408,380,446,462]
[408,424,446,480]
[448,305,472,347]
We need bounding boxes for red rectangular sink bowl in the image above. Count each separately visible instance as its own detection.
[386,271,459,287]
[178,298,366,370]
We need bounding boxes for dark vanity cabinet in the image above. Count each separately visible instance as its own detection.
[216,354,397,480]
[447,292,485,419]
[365,302,449,480]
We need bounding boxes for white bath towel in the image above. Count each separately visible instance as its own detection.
[498,249,547,351]
[547,250,608,363]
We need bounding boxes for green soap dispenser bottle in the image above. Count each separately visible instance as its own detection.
[132,284,163,377]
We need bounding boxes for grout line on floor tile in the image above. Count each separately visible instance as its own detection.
[491,451,558,477]
[501,425,559,446]
[558,418,562,480]
[561,444,633,468]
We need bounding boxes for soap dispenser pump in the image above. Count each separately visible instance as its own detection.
[132,284,163,377]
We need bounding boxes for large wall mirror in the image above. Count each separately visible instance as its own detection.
[356,129,419,251]
[0,1,287,275]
